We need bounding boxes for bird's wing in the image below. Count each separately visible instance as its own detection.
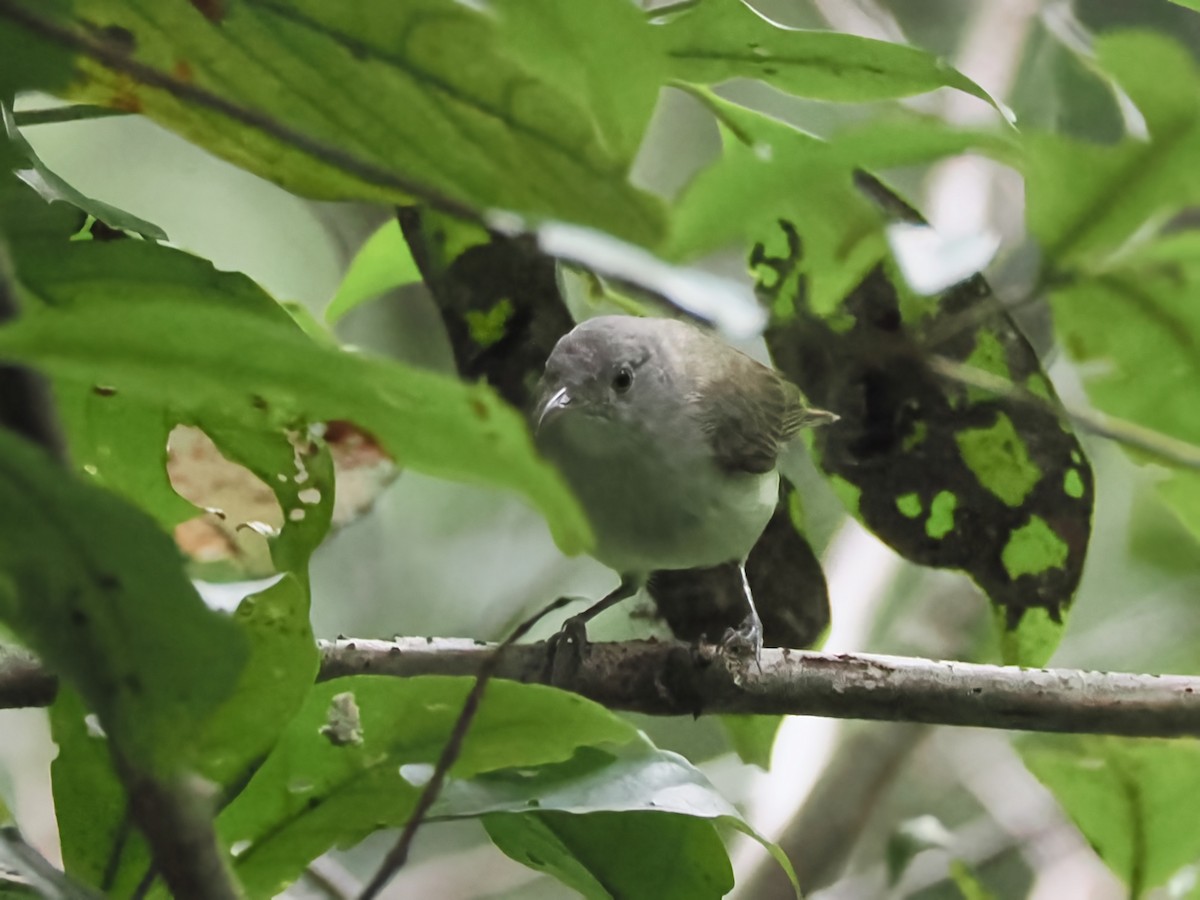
[690,350,812,475]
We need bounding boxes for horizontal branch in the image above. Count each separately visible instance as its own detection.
[8,638,1200,737]
[318,638,1200,738]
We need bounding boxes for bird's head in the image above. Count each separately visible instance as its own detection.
[533,316,676,443]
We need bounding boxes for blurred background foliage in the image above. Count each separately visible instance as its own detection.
[2,0,1200,898]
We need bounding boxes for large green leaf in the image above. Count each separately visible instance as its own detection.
[0,428,248,772]
[668,91,1018,315]
[1027,31,1200,270]
[217,677,638,898]
[656,0,996,106]
[1050,233,1200,542]
[0,0,666,246]
[486,812,733,900]
[0,238,591,554]
[1022,736,1200,897]
[439,740,798,898]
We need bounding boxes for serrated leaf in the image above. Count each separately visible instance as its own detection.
[0,238,591,555]
[217,677,639,898]
[5,0,665,246]
[669,92,1018,316]
[656,0,997,108]
[0,429,248,773]
[1022,736,1200,897]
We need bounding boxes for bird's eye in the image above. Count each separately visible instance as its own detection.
[612,366,634,393]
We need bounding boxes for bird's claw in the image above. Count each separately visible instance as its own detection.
[720,613,764,672]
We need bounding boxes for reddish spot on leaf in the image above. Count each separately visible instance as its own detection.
[110,87,142,113]
[188,0,227,23]
[173,59,194,83]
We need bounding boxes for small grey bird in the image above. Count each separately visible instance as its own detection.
[533,314,836,657]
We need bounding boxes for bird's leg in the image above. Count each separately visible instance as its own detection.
[720,563,764,664]
[546,576,639,681]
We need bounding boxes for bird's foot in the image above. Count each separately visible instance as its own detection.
[720,613,764,671]
[545,613,591,685]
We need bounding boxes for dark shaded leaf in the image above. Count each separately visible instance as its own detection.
[759,188,1092,664]
[649,483,829,650]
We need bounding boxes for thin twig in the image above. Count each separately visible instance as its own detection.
[929,356,1200,470]
[0,0,484,225]
[357,597,576,900]
[11,105,128,127]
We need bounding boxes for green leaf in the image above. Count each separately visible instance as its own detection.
[0,239,592,554]
[485,812,733,900]
[54,390,196,530]
[1050,233,1200,542]
[719,716,782,770]
[324,220,418,324]
[0,0,76,99]
[9,0,665,246]
[218,677,639,898]
[49,687,146,896]
[0,429,247,773]
[495,0,665,162]
[656,0,998,107]
[1022,736,1200,897]
[669,92,1018,315]
[437,741,799,897]
[3,104,166,240]
[1027,31,1200,269]
[761,207,1092,665]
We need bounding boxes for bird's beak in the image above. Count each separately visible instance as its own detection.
[803,407,840,428]
[536,385,572,432]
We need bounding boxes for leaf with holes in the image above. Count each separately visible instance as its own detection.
[758,190,1092,665]
[217,677,639,898]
